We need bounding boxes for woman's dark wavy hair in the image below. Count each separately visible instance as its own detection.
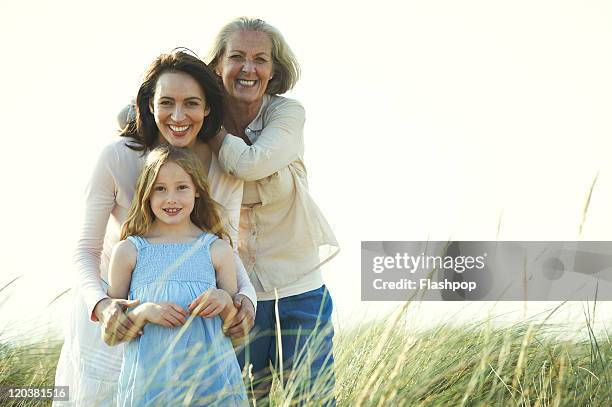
[120,50,223,151]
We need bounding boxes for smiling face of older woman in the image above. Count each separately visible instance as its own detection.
[216,30,274,108]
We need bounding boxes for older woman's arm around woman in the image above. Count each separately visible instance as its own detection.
[208,98,304,181]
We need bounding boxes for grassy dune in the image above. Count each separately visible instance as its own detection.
[0,337,62,406]
[1,306,610,406]
[333,311,611,406]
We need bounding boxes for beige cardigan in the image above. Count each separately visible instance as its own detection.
[76,139,256,319]
[219,95,339,300]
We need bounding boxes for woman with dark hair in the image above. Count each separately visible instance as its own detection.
[53,51,256,406]
[207,17,339,405]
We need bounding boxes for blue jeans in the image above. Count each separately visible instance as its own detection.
[236,285,336,406]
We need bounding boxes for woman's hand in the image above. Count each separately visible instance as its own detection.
[139,302,188,328]
[188,288,232,318]
[117,100,136,130]
[226,294,255,338]
[95,298,141,345]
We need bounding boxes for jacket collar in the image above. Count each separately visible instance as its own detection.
[246,94,271,133]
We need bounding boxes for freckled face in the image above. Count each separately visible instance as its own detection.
[151,71,210,148]
[217,30,274,107]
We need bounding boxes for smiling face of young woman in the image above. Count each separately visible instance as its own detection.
[150,71,211,148]
[216,30,274,108]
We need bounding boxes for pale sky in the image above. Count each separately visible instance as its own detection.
[1,0,611,337]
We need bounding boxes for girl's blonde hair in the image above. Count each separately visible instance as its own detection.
[120,145,231,244]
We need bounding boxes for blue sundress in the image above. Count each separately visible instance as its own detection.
[116,233,247,406]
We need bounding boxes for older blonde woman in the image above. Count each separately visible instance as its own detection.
[207,17,339,405]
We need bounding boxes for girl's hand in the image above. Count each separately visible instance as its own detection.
[188,288,232,318]
[117,100,136,130]
[141,302,188,328]
[95,298,141,344]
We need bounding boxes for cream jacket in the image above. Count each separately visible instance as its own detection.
[219,95,339,300]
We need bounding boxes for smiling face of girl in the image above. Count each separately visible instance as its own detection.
[150,71,211,148]
[149,161,198,228]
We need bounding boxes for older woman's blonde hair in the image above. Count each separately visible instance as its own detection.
[207,17,300,95]
[120,145,231,244]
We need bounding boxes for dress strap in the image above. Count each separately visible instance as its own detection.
[125,235,148,251]
[201,233,219,249]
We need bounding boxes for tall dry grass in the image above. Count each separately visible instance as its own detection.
[1,301,610,406]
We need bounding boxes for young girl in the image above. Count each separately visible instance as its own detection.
[104,145,247,406]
